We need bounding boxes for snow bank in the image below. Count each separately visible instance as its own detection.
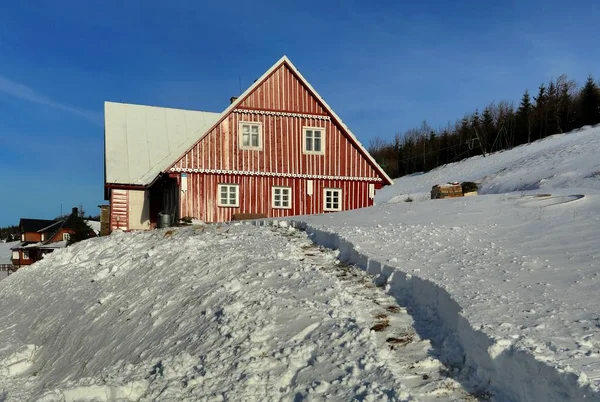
[283,126,600,401]
[0,225,423,401]
[283,219,598,401]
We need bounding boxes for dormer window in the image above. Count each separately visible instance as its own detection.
[239,122,262,150]
[303,127,325,155]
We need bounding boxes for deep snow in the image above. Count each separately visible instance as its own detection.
[0,224,481,401]
[1,125,599,401]
[297,125,600,400]
[0,241,17,264]
[0,241,18,282]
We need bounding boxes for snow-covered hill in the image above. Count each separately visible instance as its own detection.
[376,125,600,203]
[0,225,479,401]
[0,241,18,282]
[0,241,18,264]
[300,125,600,401]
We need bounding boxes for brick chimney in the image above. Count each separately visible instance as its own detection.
[72,207,78,217]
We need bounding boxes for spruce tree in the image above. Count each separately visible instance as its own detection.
[546,80,559,137]
[67,216,95,245]
[517,90,533,144]
[482,107,497,151]
[579,76,600,127]
[533,84,547,140]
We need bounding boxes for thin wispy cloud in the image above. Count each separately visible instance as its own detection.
[0,75,102,125]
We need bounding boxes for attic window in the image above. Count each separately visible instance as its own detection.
[303,127,325,155]
[63,233,71,241]
[239,122,262,150]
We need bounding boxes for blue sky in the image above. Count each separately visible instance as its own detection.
[0,0,598,226]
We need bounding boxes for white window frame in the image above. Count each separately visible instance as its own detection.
[22,250,29,260]
[217,184,240,207]
[41,233,45,241]
[272,186,292,209]
[239,121,263,150]
[323,188,342,212]
[12,251,19,260]
[303,127,325,155]
[63,233,71,241]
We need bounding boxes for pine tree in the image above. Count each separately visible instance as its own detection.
[533,84,547,140]
[546,80,559,137]
[579,75,600,127]
[557,74,576,133]
[482,107,497,151]
[517,90,533,144]
[67,216,95,245]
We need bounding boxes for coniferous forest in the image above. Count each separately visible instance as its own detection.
[369,74,600,178]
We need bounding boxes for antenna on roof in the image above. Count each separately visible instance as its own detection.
[238,75,242,95]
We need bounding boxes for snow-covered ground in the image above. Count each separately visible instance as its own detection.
[1,126,599,401]
[0,225,483,401]
[0,241,17,264]
[0,241,18,282]
[296,125,600,401]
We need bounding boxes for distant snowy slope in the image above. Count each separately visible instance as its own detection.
[376,126,600,203]
[0,241,17,264]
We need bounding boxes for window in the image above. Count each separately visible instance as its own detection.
[12,251,19,260]
[218,184,239,207]
[323,188,342,211]
[41,234,45,241]
[303,127,325,154]
[22,250,29,260]
[239,122,262,150]
[272,187,292,209]
[63,233,71,241]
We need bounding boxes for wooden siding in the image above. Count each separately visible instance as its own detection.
[180,173,373,223]
[47,228,75,243]
[171,112,378,179]
[171,63,380,180]
[11,249,35,266]
[237,64,326,115]
[110,189,129,231]
[23,232,42,243]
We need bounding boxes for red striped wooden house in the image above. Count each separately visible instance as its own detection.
[104,56,393,230]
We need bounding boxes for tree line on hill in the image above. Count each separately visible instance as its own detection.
[369,74,600,178]
[0,226,19,242]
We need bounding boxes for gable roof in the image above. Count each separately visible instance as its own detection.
[20,218,56,233]
[104,102,221,186]
[104,57,392,187]
[167,56,393,185]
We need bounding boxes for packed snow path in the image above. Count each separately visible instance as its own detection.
[0,224,480,401]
